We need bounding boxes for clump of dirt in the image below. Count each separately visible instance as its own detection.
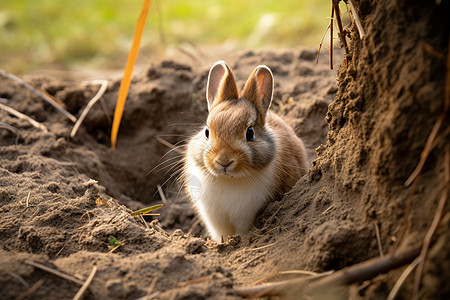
[0,0,448,299]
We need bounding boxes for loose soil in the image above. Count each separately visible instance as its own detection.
[1,1,449,299]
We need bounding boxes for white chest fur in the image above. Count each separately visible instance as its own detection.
[186,158,275,242]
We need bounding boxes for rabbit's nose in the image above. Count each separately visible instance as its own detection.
[216,160,234,168]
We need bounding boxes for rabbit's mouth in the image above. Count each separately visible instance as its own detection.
[211,166,235,178]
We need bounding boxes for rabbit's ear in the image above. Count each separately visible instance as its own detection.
[206,61,239,111]
[242,65,274,122]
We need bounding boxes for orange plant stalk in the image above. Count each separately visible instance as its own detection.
[111,0,152,151]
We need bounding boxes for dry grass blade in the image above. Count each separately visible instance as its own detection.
[111,0,152,151]
[26,191,31,207]
[405,41,449,186]
[332,0,349,56]
[250,226,280,242]
[177,275,213,287]
[330,3,334,69]
[348,0,366,39]
[412,147,449,300]
[140,215,151,231]
[234,270,332,298]
[0,69,76,122]
[250,272,279,286]
[149,220,170,237]
[131,204,164,216]
[375,223,384,257]
[157,184,167,204]
[147,276,158,296]
[305,246,420,296]
[25,260,85,285]
[17,279,44,300]
[0,121,20,144]
[316,21,329,63]
[0,102,48,132]
[73,266,97,300]
[108,240,126,254]
[279,270,320,276]
[7,272,29,288]
[241,242,276,253]
[71,80,108,138]
[387,256,421,300]
[404,114,446,187]
[316,23,331,66]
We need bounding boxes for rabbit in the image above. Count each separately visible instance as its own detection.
[182,60,308,242]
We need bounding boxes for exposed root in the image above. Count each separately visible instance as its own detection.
[73,266,97,300]
[233,246,420,298]
[0,102,48,132]
[0,121,20,144]
[0,69,76,122]
[70,80,108,138]
[17,279,44,300]
[387,256,421,300]
[412,147,449,299]
[24,260,84,286]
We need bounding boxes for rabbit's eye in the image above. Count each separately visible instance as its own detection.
[205,128,209,139]
[246,127,254,142]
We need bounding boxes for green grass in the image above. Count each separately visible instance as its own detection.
[0,0,331,73]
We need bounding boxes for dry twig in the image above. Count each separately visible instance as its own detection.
[279,270,320,276]
[25,191,31,207]
[157,184,167,204]
[332,0,349,56]
[70,80,108,137]
[0,102,48,132]
[177,275,213,287]
[250,226,280,243]
[387,256,421,300]
[375,223,384,257]
[73,266,97,300]
[17,279,44,300]
[150,220,170,237]
[234,246,420,298]
[0,121,20,144]
[330,3,334,69]
[234,271,332,298]
[108,239,126,254]
[25,260,84,286]
[8,272,29,288]
[241,253,265,269]
[396,43,450,252]
[316,23,331,66]
[348,0,366,39]
[0,69,76,122]
[412,147,449,299]
[250,272,279,286]
[241,242,276,254]
[147,277,158,296]
[405,42,449,187]
[305,246,420,296]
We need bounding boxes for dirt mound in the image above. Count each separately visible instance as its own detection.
[1,47,337,299]
[1,0,448,299]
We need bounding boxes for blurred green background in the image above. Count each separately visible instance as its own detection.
[0,0,331,73]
